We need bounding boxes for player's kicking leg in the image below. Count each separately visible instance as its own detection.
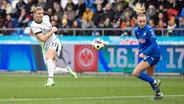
[55,66,78,79]
[66,66,78,79]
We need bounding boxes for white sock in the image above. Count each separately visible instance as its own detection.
[55,67,69,74]
[46,59,55,78]
[48,77,54,82]
[153,79,157,84]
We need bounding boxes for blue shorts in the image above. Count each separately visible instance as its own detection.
[138,56,160,67]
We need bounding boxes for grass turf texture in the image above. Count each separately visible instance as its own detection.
[0,73,184,104]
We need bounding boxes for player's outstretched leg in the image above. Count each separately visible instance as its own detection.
[66,66,78,79]
[55,67,69,74]
[45,77,55,87]
[55,67,78,79]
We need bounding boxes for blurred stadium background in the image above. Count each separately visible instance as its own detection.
[0,0,184,104]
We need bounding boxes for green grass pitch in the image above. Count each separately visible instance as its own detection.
[0,73,184,104]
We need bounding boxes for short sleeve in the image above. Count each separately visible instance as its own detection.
[44,15,50,21]
[31,27,42,35]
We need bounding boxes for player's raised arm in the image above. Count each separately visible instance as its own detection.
[35,27,57,42]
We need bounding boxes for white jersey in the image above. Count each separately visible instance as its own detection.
[30,15,56,47]
[30,15,62,59]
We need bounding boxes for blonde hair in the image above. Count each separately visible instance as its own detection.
[30,5,43,13]
[133,3,146,15]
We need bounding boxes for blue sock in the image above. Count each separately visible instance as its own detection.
[138,72,154,84]
[149,82,161,94]
[156,88,161,94]
[149,83,155,91]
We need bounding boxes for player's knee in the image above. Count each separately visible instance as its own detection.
[45,54,55,60]
[45,56,51,61]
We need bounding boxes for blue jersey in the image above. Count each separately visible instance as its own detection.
[134,24,161,57]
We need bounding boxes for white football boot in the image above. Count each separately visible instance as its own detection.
[45,78,55,87]
[66,67,78,79]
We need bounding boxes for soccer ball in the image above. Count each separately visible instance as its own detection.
[92,38,105,50]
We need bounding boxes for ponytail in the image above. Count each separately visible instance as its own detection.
[30,5,43,13]
[133,3,146,18]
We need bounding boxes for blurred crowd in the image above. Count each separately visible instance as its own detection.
[0,0,184,36]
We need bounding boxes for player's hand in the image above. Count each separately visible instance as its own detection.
[51,27,57,33]
[135,50,140,55]
[139,53,144,58]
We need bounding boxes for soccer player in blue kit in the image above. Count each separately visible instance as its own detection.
[132,3,163,100]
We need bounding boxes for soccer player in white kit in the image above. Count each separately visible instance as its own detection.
[29,5,78,87]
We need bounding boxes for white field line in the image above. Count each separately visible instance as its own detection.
[0,95,184,102]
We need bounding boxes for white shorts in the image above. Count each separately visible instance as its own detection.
[43,38,62,62]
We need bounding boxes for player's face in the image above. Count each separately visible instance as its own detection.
[34,9,44,22]
[137,16,146,28]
